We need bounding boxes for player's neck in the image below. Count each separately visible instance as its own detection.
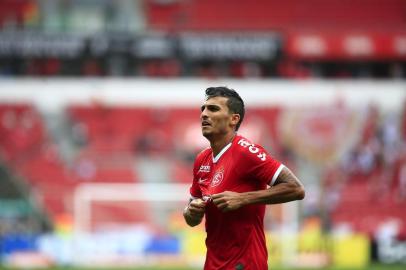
[210,132,236,156]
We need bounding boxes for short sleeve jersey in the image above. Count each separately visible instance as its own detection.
[190,135,284,270]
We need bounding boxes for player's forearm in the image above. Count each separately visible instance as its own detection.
[183,206,204,227]
[211,167,305,211]
[242,167,305,206]
[242,182,305,205]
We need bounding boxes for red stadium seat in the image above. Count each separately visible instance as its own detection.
[146,0,406,32]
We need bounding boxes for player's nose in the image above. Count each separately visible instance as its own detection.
[200,108,209,119]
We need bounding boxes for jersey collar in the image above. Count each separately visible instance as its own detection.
[212,136,236,163]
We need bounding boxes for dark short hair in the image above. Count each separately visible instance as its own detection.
[205,86,245,131]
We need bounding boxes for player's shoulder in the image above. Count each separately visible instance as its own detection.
[193,147,212,171]
[195,147,212,161]
[233,135,268,161]
[234,135,265,152]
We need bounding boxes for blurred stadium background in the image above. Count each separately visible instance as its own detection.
[1,0,406,269]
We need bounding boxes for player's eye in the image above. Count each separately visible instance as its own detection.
[208,105,219,111]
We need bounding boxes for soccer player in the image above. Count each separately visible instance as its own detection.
[183,86,305,270]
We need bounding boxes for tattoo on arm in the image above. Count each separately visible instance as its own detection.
[273,166,303,188]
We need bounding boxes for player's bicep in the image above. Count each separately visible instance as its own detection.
[273,166,303,188]
[269,164,284,186]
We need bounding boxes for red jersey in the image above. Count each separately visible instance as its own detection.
[190,135,283,270]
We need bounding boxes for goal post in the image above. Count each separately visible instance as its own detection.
[72,182,301,267]
[73,183,191,233]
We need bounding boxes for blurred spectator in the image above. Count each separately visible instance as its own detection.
[74,158,96,181]
[368,154,392,201]
[135,128,171,156]
[397,154,406,202]
[70,122,88,147]
[321,165,344,212]
[134,109,172,156]
[379,112,401,168]
[320,165,345,230]
[401,100,406,142]
[361,104,379,145]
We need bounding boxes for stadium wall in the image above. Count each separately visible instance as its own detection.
[0,79,405,112]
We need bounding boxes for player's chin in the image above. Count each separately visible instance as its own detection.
[201,127,212,136]
[202,131,210,137]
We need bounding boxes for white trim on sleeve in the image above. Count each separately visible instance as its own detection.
[270,164,285,186]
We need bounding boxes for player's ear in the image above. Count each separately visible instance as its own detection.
[230,114,240,127]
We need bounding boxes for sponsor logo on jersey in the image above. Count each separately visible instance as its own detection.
[198,177,207,184]
[211,167,224,187]
[198,165,211,172]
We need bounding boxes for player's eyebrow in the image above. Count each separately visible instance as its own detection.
[201,104,220,112]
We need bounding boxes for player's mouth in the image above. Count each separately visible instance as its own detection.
[202,120,211,127]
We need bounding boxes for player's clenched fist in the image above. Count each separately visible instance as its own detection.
[183,198,206,227]
[188,198,206,217]
[212,191,245,212]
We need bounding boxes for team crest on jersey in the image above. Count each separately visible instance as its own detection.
[211,167,224,187]
[198,165,211,173]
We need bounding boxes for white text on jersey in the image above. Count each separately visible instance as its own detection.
[198,165,211,172]
[237,138,267,161]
